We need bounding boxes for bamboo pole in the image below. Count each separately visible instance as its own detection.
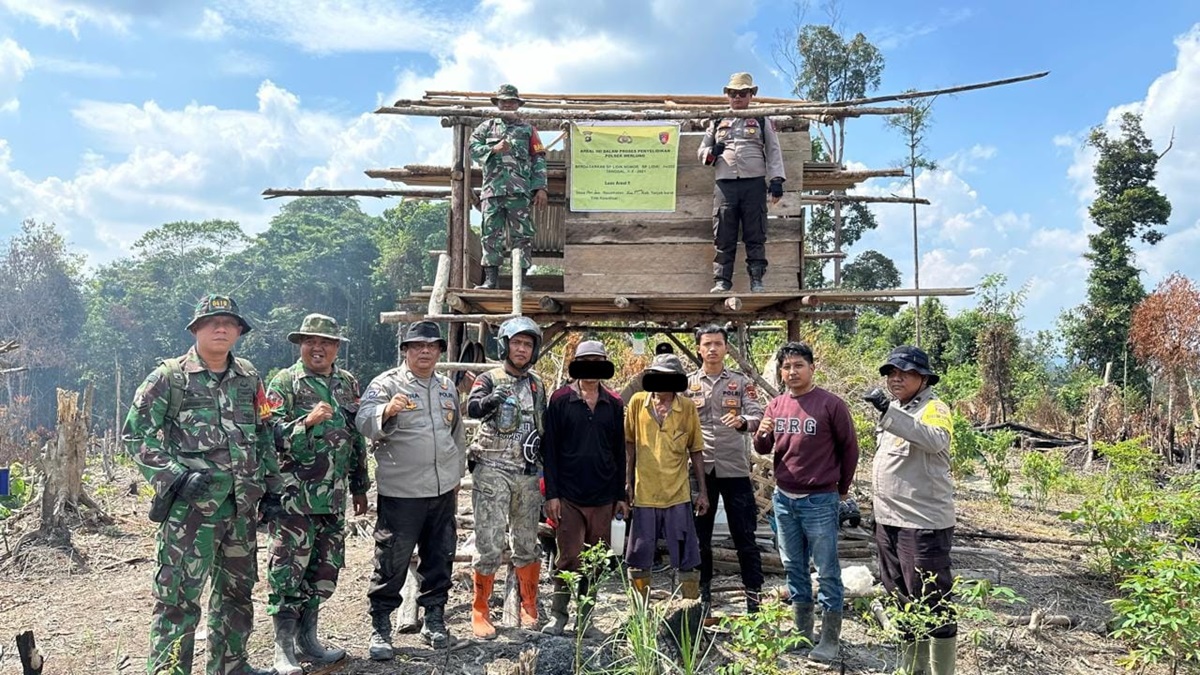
[428,106,915,126]
[381,309,857,324]
[428,253,451,317]
[262,187,453,199]
[511,249,524,317]
[800,194,931,205]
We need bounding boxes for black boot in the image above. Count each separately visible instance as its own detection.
[699,581,712,616]
[542,578,571,636]
[745,587,762,614]
[421,605,452,648]
[475,266,499,290]
[747,264,766,293]
[369,611,394,661]
[295,605,345,664]
[272,615,303,675]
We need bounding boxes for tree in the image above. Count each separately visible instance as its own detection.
[887,92,938,346]
[1129,273,1200,462]
[1062,112,1171,383]
[842,250,902,292]
[975,274,1026,424]
[775,5,888,289]
[0,221,87,427]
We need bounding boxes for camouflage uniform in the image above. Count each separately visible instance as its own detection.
[265,359,369,618]
[469,84,547,270]
[466,367,548,574]
[123,296,279,675]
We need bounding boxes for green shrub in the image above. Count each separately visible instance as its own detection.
[949,413,980,478]
[1020,450,1067,511]
[1109,543,1200,671]
[717,599,805,675]
[977,430,1016,509]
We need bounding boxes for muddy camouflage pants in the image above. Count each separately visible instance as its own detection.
[481,194,534,268]
[471,463,542,575]
[266,513,345,618]
[148,496,257,675]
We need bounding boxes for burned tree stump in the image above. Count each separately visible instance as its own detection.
[16,630,43,674]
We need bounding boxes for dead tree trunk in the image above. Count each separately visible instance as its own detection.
[16,630,43,674]
[1085,363,1113,471]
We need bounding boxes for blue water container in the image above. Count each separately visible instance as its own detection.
[0,467,9,497]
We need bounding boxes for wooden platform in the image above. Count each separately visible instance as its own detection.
[401,286,972,325]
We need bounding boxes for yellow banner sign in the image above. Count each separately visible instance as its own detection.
[569,123,680,212]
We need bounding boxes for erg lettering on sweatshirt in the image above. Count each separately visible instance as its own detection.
[774,418,817,435]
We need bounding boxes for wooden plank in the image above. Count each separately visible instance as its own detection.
[565,271,801,295]
[567,193,804,220]
[565,242,800,272]
[565,217,803,245]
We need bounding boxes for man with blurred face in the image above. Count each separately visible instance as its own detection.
[697,72,786,293]
[123,294,279,675]
[541,340,628,636]
[465,317,548,637]
[684,325,765,614]
[265,314,369,673]
[753,342,858,663]
[357,321,465,658]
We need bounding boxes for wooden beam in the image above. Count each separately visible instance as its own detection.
[710,297,743,313]
[801,194,931,205]
[538,296,564,313]
[428,106,913,127]
[263,187,452,199]
[662,332,702,368]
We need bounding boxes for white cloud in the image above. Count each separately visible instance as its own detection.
[190,8,229,40]
[0,38,32,112]
[213,0,454,54]
[874,7,974,51]
[34,55,123,78]
[0,0,132,36]
[216,50,272,77]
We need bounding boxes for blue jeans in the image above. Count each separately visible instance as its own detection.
[773,490,843,612]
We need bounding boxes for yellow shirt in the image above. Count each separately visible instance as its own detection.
[625,391,703,508]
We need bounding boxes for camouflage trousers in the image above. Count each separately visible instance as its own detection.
[148,496,257,675]
[471,463,542,575]
[266,513,346,618]
[481,194,534,268]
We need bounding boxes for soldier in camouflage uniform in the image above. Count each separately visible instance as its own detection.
[465,317,548,637]
[469,84,548,290]
[122,294,280,675]
[265,314,370,674]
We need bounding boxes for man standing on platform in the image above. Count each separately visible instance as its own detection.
[357,321,465,659]
[470,84,549,291]
[697,72,786,293]
[684,325,765,614]
[265,313,369,674]
[123,294,278,675]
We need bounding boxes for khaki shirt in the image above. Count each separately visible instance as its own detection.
[357,363,465,499]
[684,368,764,477]
[871,388,955,530]
[697,116,786,182]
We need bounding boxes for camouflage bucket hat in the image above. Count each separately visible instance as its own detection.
[490,83,524,105]
[287,313,348,344]
[723,72,758,95]
[186,294,252,334]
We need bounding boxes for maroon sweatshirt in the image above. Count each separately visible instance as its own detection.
[752,387,859,495]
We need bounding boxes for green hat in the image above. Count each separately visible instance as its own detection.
[491,83,524,106]
[186,294,252,334]
[287,313,348,344]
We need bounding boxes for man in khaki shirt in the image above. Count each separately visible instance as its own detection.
[684,325,765,613]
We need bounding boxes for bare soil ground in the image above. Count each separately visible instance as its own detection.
[0,465,1163,675]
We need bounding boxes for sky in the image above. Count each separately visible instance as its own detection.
[0,0,1198,333]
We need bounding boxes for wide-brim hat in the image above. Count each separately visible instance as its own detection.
[723,72,758,95]
[401,320,447,351]
[186,294,252,334]
[287,313,348,344]
[646,353,686,375]
[879,345,940,386]
[490,83,524,106]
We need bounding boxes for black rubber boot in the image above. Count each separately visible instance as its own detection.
[542,578,571,636]
[272,615,303,675]
[295,605,345,664]
[421,605,452,648]
[745,587,762,614]
[748,263,766,292]
[475,266,499,290]
[369,611,394,661]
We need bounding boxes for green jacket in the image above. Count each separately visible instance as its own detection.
[267,360,370,516]
[122,347,281,519]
